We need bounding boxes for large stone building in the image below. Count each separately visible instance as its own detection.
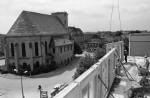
[3,10,74,72]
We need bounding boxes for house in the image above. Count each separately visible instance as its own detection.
[85,34,103,52]
[3,10,74,72]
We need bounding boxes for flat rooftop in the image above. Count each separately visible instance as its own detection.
[109,56,150,98]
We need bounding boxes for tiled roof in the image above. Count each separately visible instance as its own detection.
[7,11,67,35]
[54,37,73,46]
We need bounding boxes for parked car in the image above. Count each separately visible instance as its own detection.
[50,83,68,97]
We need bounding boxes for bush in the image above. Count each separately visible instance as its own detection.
[93,48,106,61]
[73,54,96,80]
[74,42,82,54]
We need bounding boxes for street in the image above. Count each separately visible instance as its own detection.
[0,57,80,98]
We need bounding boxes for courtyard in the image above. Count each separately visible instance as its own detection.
[0,51,92,98]
[0,57,80,98]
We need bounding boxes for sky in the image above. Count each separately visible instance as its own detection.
[0,0,150,34]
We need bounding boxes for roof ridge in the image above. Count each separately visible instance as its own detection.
[22,10,51,16]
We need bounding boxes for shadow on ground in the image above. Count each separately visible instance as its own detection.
[31,57,80,79]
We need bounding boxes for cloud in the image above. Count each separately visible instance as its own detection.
[0,0,150,34]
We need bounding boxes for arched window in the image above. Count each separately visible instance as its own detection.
[35,42,39,56]
[23,62,27,69]
[53,48,55,53]
[22,43,26,57]
[45,41,47,55]
[11,43,14,57]
[36,61,39,68]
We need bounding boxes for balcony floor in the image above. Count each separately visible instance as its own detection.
[109,56,150,98]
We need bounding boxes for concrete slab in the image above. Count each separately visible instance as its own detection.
[109,56,150,98]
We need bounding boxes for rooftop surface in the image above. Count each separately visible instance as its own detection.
[7,11,67,36]
[110,56,150,98]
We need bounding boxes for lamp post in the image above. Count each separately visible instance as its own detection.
[14,69,28,98]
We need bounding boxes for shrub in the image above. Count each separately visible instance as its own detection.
[73,54,96,80]
[93,48,106,61]
[74,42,82,54]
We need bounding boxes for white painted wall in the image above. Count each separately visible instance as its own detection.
[129,33,150,57]
[54,41,124,98]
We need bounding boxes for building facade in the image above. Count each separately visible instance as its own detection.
[3,10,74,72]
[129,33,150,57]
[85,34,104,52]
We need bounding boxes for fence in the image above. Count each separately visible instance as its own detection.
[54,41,124,98]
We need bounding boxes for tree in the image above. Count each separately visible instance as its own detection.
[74,42,82,54]
[93,48,106,61]
[115,31,123,36]
[73,54,96,80]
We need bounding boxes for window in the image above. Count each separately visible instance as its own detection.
[36,61,40,68]
[60,46,62,53]
[53,48,55,53]
[11,43,14,57]
[68,58,69,63]
[65,20,67,25]
[22,43,26,57]
[64,46,65,52]
[45,41,47,55]
[68,45,69,51]
[71,45,72,50]
[23,62,27,69]
[35,42,39,56]
[29,42,32,48]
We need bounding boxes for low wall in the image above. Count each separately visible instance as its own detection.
[106,41,124,62]
[54,41,123,98]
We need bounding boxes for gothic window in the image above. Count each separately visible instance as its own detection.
[68,45,69,51]
[71,45,72,50]
[22,43,26,57]
[35,42,39,56]
[64,46,65,52]
[45,41,47,55]
[68,58,69,63]
[11,43,14,57]
[53,48,55,53]
[65,20,66,25]
[23,62,27,69]
[36,61,39,68]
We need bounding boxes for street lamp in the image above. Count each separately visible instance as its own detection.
[14,69,28,98]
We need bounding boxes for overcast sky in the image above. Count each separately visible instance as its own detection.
[0,0,150,34]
